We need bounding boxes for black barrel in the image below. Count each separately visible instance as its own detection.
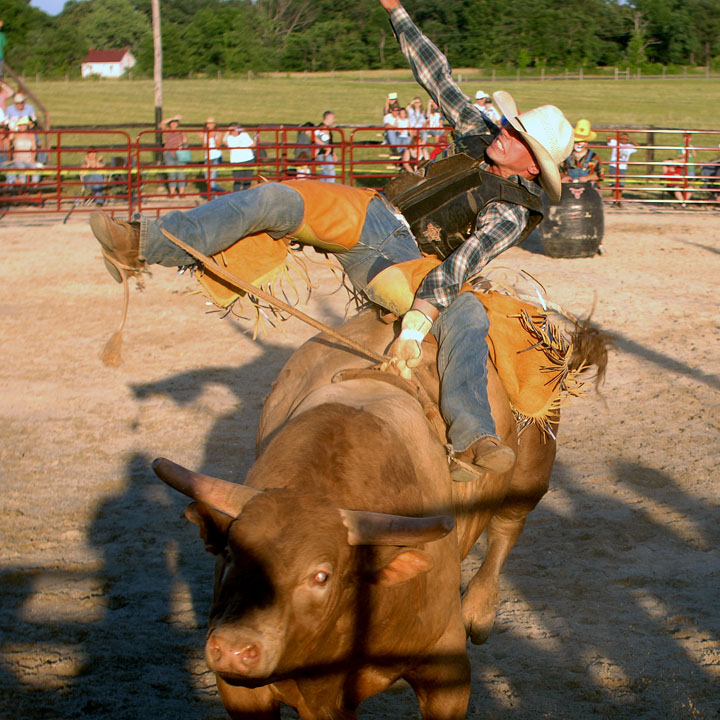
[538,181,604,258]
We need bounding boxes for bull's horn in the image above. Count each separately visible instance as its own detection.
[152,457,260,517]
[340,509,454,546]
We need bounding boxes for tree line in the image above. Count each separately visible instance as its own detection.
[3,0,720,78]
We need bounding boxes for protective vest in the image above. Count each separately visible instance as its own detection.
[386,134,544,259]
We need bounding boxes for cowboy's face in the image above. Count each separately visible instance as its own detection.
[486,123,537,177]
[574,141,587,152]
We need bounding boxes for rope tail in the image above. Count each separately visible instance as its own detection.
[99,251,130,368]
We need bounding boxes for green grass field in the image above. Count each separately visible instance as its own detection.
[32,73,720,133]
[16,72,720,193]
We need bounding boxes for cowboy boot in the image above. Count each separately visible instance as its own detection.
[450,436,516,482]
[90,211,143,283]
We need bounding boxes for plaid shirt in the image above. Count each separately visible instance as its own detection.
[389,7,539,310]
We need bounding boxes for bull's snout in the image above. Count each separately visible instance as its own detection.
[205,630,269,679]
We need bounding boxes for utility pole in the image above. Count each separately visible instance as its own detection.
[152,0,163,158]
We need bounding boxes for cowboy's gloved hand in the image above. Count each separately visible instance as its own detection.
[382,309,433,379]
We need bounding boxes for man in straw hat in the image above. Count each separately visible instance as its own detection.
[89,0,572,480]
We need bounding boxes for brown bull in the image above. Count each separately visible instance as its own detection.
[154,310,605,719]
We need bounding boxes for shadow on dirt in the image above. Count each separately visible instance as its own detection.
[469,458,719,718]
[2,306,717,719]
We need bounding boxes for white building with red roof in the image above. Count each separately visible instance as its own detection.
[81,47,136,78]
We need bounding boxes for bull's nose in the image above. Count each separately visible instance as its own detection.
[235,643,260,666]
[206,632,263,675]
[206,636,223,665]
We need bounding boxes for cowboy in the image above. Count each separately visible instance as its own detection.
[90,0,572,481]
[561,119,603,184]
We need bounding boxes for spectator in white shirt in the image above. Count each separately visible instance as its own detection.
[474,90,502,125]
[224,122,255,191]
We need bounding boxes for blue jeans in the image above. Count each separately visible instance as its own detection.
[206,156,222,192]
[137,182,493,451]
[232,163,253,192]
[608,165,626,187]
[82,173,105,195]
[140,183,304,266]
[316,152,336,183]
[164,150,186,193]
[432,292,496,450]
[385,130,411,155]
[140,184,420,278]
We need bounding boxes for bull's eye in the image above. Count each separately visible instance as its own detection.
[312,570,330,586]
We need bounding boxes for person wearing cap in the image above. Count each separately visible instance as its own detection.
[197,116,223,194]
[89,0,572,481]
[383,101,403,155]
[7,115,39,185]
[160,114,188,196]
[223,122,256,191]
[5,92,37,130]
[607,132,636,187]
[561,119,603,184]
[474,90,502,124]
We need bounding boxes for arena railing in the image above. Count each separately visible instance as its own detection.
[0,125,718,222]
[0,129,133,219]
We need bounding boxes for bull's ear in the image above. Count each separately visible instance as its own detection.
[371,549,435,586]
[184,501,233,555]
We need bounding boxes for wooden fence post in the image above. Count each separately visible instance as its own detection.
[647,131,655,180]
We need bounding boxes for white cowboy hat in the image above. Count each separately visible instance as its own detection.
[475,90,490,100]
[493,90,573,203]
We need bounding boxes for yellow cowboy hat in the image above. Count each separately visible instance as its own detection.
[573,118,597,142]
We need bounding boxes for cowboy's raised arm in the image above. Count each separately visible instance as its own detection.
[378,0,493,137]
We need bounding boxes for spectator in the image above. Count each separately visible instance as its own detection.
[607,132,636,186]
[406,96,426,129]
[0,120,10,164]
[401,128,430,174]
[313,110,336,183]
[383,91,399,117]
[474,90,501,124]
[197,116,223,193]
[81,147,107,204]
[0,21,6,78]
[663,144,697,206]
[224,122,255,191]
[6,93,37,130]
[383,102,402,155]
[160,114,188,196]
[425,99,444,143]
[561,119,603,184]
[396,106,412,149]
[8,116,39,185]
[699,143,720,203]
[294,122,314,158]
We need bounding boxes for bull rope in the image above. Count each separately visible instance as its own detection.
[161,228,389,366]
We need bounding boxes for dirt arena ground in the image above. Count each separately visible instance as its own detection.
[1,205,718,719]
